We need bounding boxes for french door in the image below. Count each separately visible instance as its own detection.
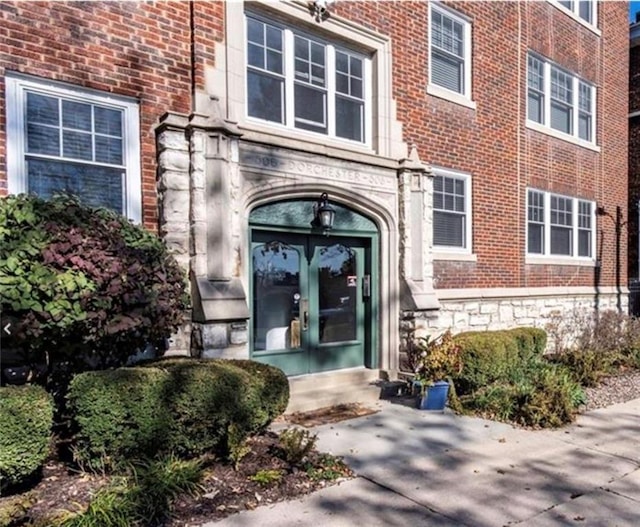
[251,230,371,375]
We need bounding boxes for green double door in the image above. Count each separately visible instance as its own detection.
[251,230,372,376]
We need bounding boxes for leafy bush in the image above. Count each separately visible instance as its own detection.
[0,194,188,382]
[412,330,463,385]
[67,368,173,471]
[0,385,53,492]
[67,360,289,469]
[452,330,521,394]
[508,327,547,360]
[278,427,317,465]
[514,365,585,428]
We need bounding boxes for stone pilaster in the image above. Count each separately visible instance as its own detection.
[397,145,440,312]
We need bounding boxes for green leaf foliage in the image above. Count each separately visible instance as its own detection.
[0,385,53,492]
[67,359,289,470]
[0,194,189,380]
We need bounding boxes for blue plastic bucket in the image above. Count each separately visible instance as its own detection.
[418,381,449,410]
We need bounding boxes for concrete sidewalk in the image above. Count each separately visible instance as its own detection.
[206,397,640,526]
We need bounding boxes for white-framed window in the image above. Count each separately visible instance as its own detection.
[527,53,596,146]
[428,3,473,106]
[555,0,597,27]
[246,14,369,144]
[5,73,141,222]
[433,168,472,252]
[527,189,595,260]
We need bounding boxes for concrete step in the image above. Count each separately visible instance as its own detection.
[286,368,382,414]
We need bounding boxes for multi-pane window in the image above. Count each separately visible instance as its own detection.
[526,53,596,144]
[578,200,593,257]
[433,171,471,250]
[550,67,573,135]
[526,189,595,259]
[527,55,545,124]
[429,4,471,98]
[527,190,545,254]
[246,14,368,144]
[556,0,596,26]
[6,74,141,221]
[247,17,284,123]
[550,195,573,255]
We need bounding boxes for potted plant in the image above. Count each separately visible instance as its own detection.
[411,330,463,410]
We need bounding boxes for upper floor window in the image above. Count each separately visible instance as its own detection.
[5,74,141,221]
[527,189,595,260]
[556,0,596,26]
[428,3,473,106]
[527,53,596,146]
[433,169,472,252]
[246,14,369,144]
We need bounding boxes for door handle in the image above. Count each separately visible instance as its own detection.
[300,298,309,331]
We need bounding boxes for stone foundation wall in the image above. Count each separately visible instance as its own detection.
[399,289,629,368]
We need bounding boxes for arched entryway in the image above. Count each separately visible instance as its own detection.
[249,199,379,376]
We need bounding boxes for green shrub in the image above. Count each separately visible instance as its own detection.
[67,368,173,471]
[0,194,188,382]
[514,364,585,428]
[508,327,547,360]
[68,360,289,469]
[278,428,317,465]
[452,331,520,393]
[550,349,612,387]
[0,385,53,492]
[230,359,290,421]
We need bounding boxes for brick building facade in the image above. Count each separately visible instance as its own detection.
[0,1,629,390]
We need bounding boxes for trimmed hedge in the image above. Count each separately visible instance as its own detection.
[452,331,520,394]
[452,327,548,394]
[67,359,289,469]
[0,385,53,491]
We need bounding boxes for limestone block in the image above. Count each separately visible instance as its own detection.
[453,312,469,328]
[202,346,249,360]
[230,322,248,345]
[201,324,228,350]
[480,303,498,314]
[464,302,480,314]
[191,168,206,190]
[191,222,208,255]
[190,190,206,222]
[469,314,491,327]
[162,191,190,223]
[158,131,189,151]
[499,305,514,322]
[159,171,190,191]
[437,311,454,328]
[159,150,190,171]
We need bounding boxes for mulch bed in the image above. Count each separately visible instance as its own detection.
[1,405,368,527]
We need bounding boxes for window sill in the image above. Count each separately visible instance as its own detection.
[547,0,601,36]
[526,121,600,152]
[525,255,597,267]
[433,251,477,262]
[427,84,476,110]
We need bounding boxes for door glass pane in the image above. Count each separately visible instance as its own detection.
[253,242,301,351]
[318,244,356,343]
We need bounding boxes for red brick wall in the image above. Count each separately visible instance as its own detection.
[629,40,640,280]
[335,1,628,291]
[1,1,629,292]
[0,1,204,230]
